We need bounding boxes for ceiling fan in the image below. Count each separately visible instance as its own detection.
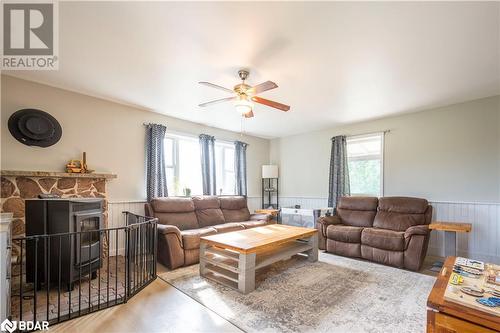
[198,69,290,118]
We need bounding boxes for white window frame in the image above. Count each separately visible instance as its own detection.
[346,132,385,197]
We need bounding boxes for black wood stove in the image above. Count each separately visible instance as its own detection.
[25,198,104,290]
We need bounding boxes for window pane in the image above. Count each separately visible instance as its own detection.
[347,135,382,159]
[166,167,175,195]
[224,171,235,195]
[347,134,383,196]
[164,138,174,166]
[224,148,234,171]
[177,139,202,196]
[348,159,381,196]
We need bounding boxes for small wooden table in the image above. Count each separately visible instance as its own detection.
[255,209,280,223]
[427,257,500,332]
[429,221,472,258]
[199,224,318,294]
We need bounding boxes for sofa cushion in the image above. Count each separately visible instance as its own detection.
[326,225,363,243]
[326,239,361,258]
[338,197,379,211]
[378,197,428,214]
[151,197,195,213]
[336,197,378,227]
[181,227,217,250]
[222,208,251,222]
[154,212,199,230]
[361,228,405,251]
[212,222,245,233]
[219,196,251,222]
[373,197,429,231]
[195,208,226,227]
[192,196,220,210]
[219,196,247,209]
[361,244,404,268]
[239,220,267,229]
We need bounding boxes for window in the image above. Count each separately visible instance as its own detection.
[164,133,236,196]
[215,142,236,195]
[164,134,203,196]
[347,133,384,196]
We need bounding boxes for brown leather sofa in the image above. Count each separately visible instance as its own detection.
[317,196,432,271]
[145,196,272,269]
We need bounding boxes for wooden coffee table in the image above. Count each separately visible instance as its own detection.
[199,224,318,294]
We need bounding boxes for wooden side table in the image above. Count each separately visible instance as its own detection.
[429,222,472,257]
[428,221,472,270]
[255,209,280,223]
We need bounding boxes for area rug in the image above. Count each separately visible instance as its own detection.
[159,252,435,333]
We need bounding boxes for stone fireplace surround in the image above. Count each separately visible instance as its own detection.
[0,170,117,258]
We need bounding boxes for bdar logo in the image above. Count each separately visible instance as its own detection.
[3,3,54,56]
[0,319,17,333]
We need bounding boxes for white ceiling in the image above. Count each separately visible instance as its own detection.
[7,1,500,138]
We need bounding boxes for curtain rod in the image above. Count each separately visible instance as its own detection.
[345,129,391,137]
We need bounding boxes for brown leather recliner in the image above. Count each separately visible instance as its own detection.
[145,196,272,270]
[317,196,432,271]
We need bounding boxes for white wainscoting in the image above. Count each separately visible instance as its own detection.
[108,201,146,256]
[109,197,500,264]
[275,196,500,264]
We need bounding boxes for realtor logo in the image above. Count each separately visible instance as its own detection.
[0,319,16,333]
[0,318,49,332]
[1,1,58,69]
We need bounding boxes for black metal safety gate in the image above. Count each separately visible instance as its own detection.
[9,212,157,330]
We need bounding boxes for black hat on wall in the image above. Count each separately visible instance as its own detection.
[8,109,62,147]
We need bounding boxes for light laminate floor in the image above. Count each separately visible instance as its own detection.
[48,275,242,333]
[49,255,442,333]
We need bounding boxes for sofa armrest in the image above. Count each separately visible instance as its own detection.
[157,224,185,269]
[157,224,182,236]
[404,225,429,239]
[157,224,183,247]
[250,213,272,222]
[316,215,341,250]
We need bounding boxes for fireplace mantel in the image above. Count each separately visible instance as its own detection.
[1,170,117,179]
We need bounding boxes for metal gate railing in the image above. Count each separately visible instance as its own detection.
[9,212,157,330]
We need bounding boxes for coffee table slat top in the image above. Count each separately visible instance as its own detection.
[200,224,317,254]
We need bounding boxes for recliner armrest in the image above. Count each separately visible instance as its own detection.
[157,224,182,236]
[404,224,429,239]
[317,216,341,229]
[250,213,272,222]
[316,215,341,251]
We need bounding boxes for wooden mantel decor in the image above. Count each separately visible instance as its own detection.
[1,170,117,179]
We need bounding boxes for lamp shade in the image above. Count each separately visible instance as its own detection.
[262,165,279,178]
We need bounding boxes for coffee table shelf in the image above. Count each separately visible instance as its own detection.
[200,225,318,294]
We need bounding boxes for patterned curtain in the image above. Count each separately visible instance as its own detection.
[234,141,248,196]
[145,123,168,201]
[199,134,217,195]
[327,135,350,209]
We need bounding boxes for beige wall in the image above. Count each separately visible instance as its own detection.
[1,75,270,201]
[270,95,500,202]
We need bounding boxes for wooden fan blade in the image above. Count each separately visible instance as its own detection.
[199,96,235,107]
[199,81,234,94]
[244,110,254,118]
[246,81,278,95]
[251,96,290,111]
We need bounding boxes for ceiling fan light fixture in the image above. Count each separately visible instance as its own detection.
[234,96,253,115]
